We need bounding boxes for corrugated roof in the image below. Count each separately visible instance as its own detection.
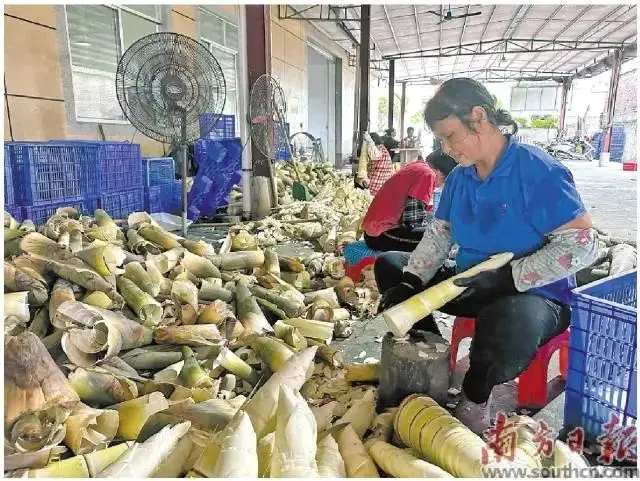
[286,4,637,82]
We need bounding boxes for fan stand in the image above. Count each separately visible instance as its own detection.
[175,107,189,237]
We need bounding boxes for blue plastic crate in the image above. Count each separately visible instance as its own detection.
[199,114,235,140]
[57,141,143,194]
[96,188,144,219]
[564,270,637,440]
[4,204,21,221]
[6,142,85,206]
[21,200,88,225]
[146,181,182,214]
[143,157,175,187]
[4,144,14,206]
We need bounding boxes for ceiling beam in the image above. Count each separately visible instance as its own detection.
[382,5,409,79]
[572,41,637,79]
[545,6,635,72]
[485,5,532,72]
[451,5,470,76]
[467,5,496,77]
[502,5,563,71]
[383,38,627,60]
[413,5,426,78]
[437,5,443,78]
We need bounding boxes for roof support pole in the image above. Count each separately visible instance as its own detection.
[388,59,395,131]
[245,5,272,216]
[237,5,252,219]
[400,82,407,138]
[358,4,371,136]
[558,78,572,136]
[601,48,623,155]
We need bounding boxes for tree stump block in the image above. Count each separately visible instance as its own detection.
[377,331,450,410]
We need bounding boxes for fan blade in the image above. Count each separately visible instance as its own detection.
[464,11,483,17]
[424,10,443,17]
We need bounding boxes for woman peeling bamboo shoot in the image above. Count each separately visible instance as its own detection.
[375,78,599,434]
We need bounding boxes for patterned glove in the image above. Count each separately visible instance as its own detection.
[378,271,423,312]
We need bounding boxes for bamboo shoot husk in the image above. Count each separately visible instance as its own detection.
[255,297,288,319]
[323,256,346,279]
[207,411,257,477]
[273,321,308,349]
[230,230,258,251]
[257,432,275,478]
[248,335,295,372]
[199,280,233,302]
[123,261,159,297]
[262,247,280,277]
[332,308,351,321]
[365,438,453,478]
[278,255,305,273]
[138,224,180,250]
[181,238,216,257]
[68,229,83,253]
[5,291,31,334]
[337,389,376,439]
[303,287,340,308]
[171,278,199,311]
[271,384,319,477]
[117,276,162,326]
[127,229,162,255]
[345,362,380,382]
[283,318,333,343]
[3,445,68,472]
[75,240,125,280]
[68,367,138,407]
[6,405,69,455]
[87,210,121,242]
[151,432,195,478]
[219,250,265,270]
[98,421,191,477]
[189,438,222,478]
[82,291,114,309]
[260,273,306,303]
[119,345,182,371]
[334,424,379,478]
[63,402,118,455]
[28,308,50,339]
[245,346,318,439]
[49,279,77,328]
[197,300,233,324]
[249,284,305,318]
[10,442,132,477]
[46,258,123,304]
[108,392,169,441]
[153,360,184,384]
[181,250,221,278]
[307,338,343,367]
[310,299,334,322]
[20,232,76,263]
[4,332,80,433]
[154,324,222,346]
[312,401,337,433]
[217,346,258,383]
[281,270,311,289]
[235,280,273,335]
[316,432,346,477]
[179,346,214,389]
[384,253,514,337]
[4,263,48,306]
[147,247,184,274]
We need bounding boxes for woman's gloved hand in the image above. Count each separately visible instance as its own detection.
[453,263,517,297]
[378,271,423,312]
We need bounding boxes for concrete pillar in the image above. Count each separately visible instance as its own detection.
[602,49,623,155]
[399,82,407,139]
[558,78,572,135]
[387,59,395,131]
[358,4,371,135]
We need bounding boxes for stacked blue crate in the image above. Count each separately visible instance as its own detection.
[199,114,235,140]
[609,124,625,162]
[4,143,15,211]
[143,157,181,214]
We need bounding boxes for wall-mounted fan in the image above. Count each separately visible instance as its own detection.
[426,6,482,24]
[116,32,226,235]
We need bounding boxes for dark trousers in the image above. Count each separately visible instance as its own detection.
[364,226,426,252]
[374,251,571,404]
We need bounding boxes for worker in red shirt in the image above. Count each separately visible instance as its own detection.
[362,150,456,252]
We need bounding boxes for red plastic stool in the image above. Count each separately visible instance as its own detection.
[345,256,377,282]
[449,316,569,408]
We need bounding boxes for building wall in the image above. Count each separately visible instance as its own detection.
[613,69,637,163]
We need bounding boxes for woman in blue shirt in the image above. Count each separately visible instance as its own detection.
[375,78,599,434]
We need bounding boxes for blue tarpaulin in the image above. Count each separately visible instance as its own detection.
[188,138,242,221]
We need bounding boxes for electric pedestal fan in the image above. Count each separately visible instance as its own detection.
[116,32,226,235]
[249,74,310,204]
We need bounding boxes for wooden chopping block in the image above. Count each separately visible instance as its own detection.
[377,331,450,410]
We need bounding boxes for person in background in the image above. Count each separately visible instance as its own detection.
[362,150,456,252]
[375,78,599,434]
[383,128,400,163]
[403,126,420,148]
[355,132,395,197]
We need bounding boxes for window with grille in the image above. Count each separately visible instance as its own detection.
[510,86,559,112]
[65,5,162,122]
[199,7,238,117]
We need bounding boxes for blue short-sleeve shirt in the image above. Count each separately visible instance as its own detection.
[435,135,586,305]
